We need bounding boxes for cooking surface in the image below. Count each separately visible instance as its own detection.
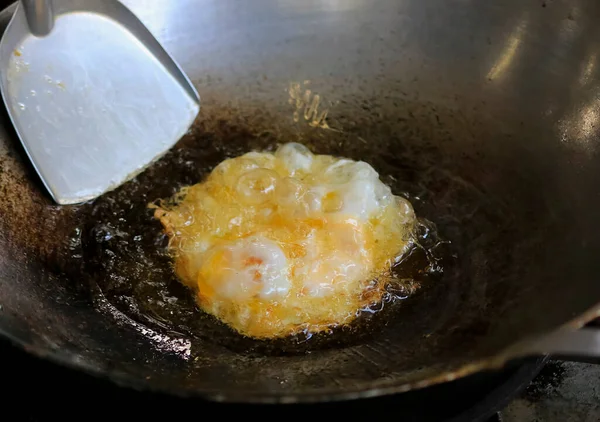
[3,336,598,421]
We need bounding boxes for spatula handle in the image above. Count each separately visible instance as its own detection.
[21,0,54,37]
[509,326,600,364]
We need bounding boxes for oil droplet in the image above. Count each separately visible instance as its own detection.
[30,90,36,96]
[17,102,26,110]
[44,75,52,83]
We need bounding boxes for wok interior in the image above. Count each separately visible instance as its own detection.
[1,0,600,400]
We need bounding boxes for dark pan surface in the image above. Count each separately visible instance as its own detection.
[0,0,600,401]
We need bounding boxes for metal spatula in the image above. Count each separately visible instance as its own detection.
[0,0,200,205]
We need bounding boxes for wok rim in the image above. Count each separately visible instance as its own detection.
[1,304,598,403]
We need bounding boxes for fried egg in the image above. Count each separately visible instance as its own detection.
[153,143,416,338]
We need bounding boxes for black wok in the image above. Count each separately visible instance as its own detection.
[0,0,599,403]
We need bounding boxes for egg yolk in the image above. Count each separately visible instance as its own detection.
[153,143,416,339]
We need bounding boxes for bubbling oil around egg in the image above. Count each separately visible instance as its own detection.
[153,143,417,339]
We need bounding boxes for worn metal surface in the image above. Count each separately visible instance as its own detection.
[503,360,600,422]
[0,0,600,402]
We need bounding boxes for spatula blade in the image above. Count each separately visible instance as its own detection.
[0,0,200,205]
